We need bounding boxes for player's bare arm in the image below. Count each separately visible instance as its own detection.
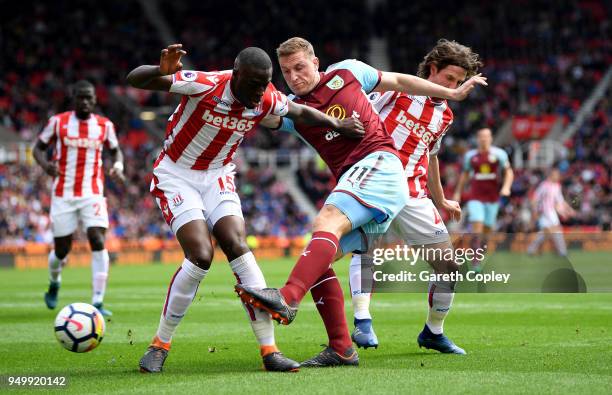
[500,165,514,197]
[285,101,365,138]
[376,72,487,101]
[108,147,126,183]
[126,44,187,91]
[428,155,461,221]
[32,140,59,177]
[452,170,470,202]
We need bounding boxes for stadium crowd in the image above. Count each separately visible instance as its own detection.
[0,0,609,245]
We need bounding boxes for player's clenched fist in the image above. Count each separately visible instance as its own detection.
[159,44,187,75]
[336,117,365,139]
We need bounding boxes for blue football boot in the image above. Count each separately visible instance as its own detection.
[93,302,113,317]
[44,281,60,309]
[351,318,379,349]
[417,324,466,355]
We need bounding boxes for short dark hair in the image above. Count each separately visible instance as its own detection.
[234,47,272,71]
[417,39,483,79]
[72,80,95,94]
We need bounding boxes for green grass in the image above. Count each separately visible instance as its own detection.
[1,253,611,394]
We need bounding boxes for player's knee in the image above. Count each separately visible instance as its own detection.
[186,246,213,270]
[88,234,105,251]
[55,245,71,260]
[221,237,250,262]
[312,205,351,237]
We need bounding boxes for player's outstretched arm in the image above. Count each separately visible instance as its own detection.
[428,155,461,221]
[376,72,487,101]
[126,44,187,91]
[285,102,365,138]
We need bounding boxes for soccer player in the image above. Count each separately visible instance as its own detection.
[127,44,363,373]
[453,128,513,271]
[527,168,575,256]
[236,37,486,367]
[33,80,125,317]
[349,39,482,354]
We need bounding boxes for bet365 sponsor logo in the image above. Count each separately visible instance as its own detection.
[395,110,440,145]
[62,137,103,149]
[202,109,255,132]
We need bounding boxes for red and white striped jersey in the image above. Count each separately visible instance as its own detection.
[533,180,564,217]
[161,70,289,170]
[369,91,453,198]
[38,111,119,198]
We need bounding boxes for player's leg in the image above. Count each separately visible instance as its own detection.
[86,227,112,316]
[549,224,567,256]
[140,160,212,373]
[391,199,465,354]
[348,253,378,349]
[212,213,299,372]
[418,240,465,355]
[44,234,72,309]
[140,216,212,373]
[300,268,359,367]
[45,198,78,309]
[237,152,408,366]
[81,195,112,316]
[528,213,557,255]
[466,200,485,272]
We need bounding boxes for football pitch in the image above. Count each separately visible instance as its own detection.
[1,253,611,394]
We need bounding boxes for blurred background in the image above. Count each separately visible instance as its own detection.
[0,0,609,266]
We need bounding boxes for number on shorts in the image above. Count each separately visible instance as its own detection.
[433,207,442,224]
[218,176,236,193]
[93,201,107,217]
[345,165,371,188]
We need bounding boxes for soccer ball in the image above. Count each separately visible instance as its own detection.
[54,303,105,353]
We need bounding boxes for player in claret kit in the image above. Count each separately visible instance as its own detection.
[453,127,514,272]
[33,80,125,317]
[126,44,363,373]
[236,37,486,367]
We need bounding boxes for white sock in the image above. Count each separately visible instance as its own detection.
[426,280,455,335]
[48,250,65,284]
[156,258,208,343]
[528,232,546,254]
[91,250,109,305]
[551,233,567,256]
[349,254,372,320]
[230,252,275,346]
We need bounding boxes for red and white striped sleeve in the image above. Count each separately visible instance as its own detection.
[38,116,58,144]
[264,84,290,117]
[170,70,219,96]
[105,121,119,149]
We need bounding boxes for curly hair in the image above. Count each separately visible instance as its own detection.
[417,39,483,79]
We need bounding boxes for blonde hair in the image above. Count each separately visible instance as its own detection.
[417,39,482,79]
[276,37,315,58]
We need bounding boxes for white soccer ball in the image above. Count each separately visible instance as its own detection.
[54,303,105,353]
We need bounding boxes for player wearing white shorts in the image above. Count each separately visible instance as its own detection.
[33,80,125,317]
[127,44,363,373]
[349,40,484,355]
[527,168,575,256]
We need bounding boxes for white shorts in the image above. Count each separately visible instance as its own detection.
[538,211,560,229]
[385,197,450,246]
[151,154,243,234]
[50,195,109,237]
